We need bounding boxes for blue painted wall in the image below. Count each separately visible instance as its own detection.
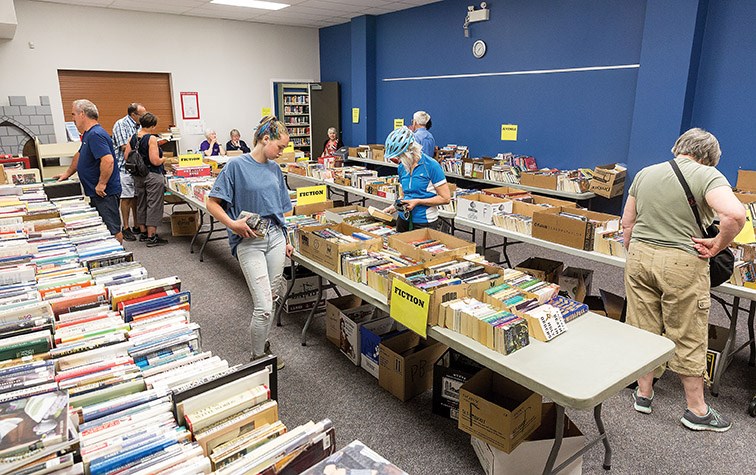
[319,0,754,186]
[319,21,352,145]
[691,0,756,185]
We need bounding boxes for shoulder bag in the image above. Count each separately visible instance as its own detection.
[125,134,149,177]
[668,159,734,287]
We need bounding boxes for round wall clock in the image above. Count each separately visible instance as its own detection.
[472,40,487,59]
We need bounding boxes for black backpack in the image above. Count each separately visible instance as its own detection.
[125,134,149,177]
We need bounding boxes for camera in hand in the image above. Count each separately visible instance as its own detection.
[239,211,271,237]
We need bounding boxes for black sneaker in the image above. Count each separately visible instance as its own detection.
[146,234,168,248]
[681,406,732,432]
[121,228,136,241]
[632,388,654,414]
[131,226,140,234]
[138,232,149,242]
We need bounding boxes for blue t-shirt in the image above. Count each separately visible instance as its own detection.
[398,153,447,224]
[77,124,121,197]
[208,154,292,256]
[414,127,436,158]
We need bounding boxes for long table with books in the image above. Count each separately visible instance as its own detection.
[282,250,675,474]
[346,156,597,203]
[454,215,756,397]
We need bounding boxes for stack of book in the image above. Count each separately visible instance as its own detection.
[485,164,520,184]
[340,249,416,285]
[492,210,533,234]
[556,169,593,193]
[310,228,374,244]
[407,238,452,256]
[403,260,501,291]
[440,297,529,355]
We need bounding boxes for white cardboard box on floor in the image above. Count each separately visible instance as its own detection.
[471,403,585,475]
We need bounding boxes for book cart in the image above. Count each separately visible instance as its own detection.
[279,252,675,474]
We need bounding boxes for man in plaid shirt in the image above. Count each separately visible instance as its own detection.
[112,102,146,241]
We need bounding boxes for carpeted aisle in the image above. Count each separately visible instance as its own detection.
[128,203,755,475]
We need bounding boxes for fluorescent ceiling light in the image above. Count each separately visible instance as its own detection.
[211,0,290,10]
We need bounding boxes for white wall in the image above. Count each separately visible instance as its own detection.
[0,0,320,151]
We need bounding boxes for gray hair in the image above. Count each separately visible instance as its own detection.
[328,127,337,134]
[672,128,721,166]
[204,129,216,139]
[73,99,99,120]
[413,110,430,126]
[230,129,240,137]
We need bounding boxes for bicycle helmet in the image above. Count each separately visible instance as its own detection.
[384,126,415,160]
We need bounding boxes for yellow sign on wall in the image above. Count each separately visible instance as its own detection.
[390,279,430,337]
[394,118,405,129]
[501,124,518,141]
[296,185,327,206]
[178,154,204,167]
[352,108,360,124]
[261,107,272,117]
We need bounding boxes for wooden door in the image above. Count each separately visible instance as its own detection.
[58,70,174,134]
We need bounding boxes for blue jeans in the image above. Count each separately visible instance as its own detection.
[236,226,287,357]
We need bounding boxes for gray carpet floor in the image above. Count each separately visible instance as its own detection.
[131,196,755,475]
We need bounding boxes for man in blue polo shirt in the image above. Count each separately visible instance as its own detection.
[411,110,436,158]
[70,99,123,242]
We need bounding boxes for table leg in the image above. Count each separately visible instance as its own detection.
[276,262,298,327]
[711,296,740,397]
[199,215,216,262]
[542,404,566,475]
[595,403,612,470]
[502,238,513,268]
[301,275,323,346]
[748,300,755,367]
[190,209,204,254]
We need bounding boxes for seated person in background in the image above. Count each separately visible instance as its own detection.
[226,128,251,154]
[321,127,344,157]
[200,129,226,156]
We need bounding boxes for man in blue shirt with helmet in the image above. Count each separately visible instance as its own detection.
[382,126,451,232]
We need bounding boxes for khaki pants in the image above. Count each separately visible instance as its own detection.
[624,241,710,377]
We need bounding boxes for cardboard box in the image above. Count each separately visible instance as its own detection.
[559,267,593,302]
[471,403,585,475]
[594,230,627,258]
[515,257,564,284]
[283,275,323,314]
[391,257,507,327]
[340,304,383,365]
[585,289,626,322]
[532,207,620,251]
[706,324,729,382]
[736,169,756,192]
[520,172,558,190]
[379,331,447,401]
[734,191,756,204]
[432,349,484,421]
[531,196,578,209]
[360,319,404,378]
[348,147,363,158]
[170,210,200,236]
[325,295,364,347]
[483,187,532,201]
[458,369,542,454]
[324,205,368,223]
[589,163,627,198]
[293,200,334,216]
[276,151,296,163]
[387,228,476,263]
[457,193,512,225]
[298,223,383,272]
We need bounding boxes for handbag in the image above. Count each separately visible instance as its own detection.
[125,134,150,177]
[668,159,734,287]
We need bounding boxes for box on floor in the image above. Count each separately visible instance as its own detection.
[360,319,405,378]
[458,368,542,453]
[558,267,593,302]
[515,257,564,284]
[432,349,484,421]
[283,275,324,314]
[171,210,200,236]
[379,331,447,402]
[471,402,585,475]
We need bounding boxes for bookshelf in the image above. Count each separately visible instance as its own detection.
[275,82,341,159]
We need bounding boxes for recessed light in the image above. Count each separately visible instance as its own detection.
[210,0,290,11]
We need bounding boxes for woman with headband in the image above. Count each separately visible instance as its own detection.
[206,116,293,369]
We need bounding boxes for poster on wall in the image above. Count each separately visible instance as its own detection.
[180,92,200,120]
